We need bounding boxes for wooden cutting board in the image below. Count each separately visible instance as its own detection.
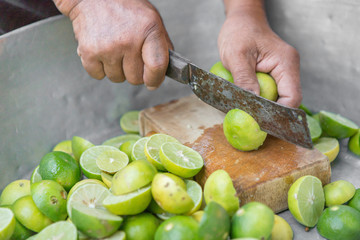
[139,94,331,213]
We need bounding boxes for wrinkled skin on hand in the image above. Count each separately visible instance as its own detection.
[219,1,302,108]
[54,0,173,89]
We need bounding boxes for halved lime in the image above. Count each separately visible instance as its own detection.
[53,140,73,156]
[4,206,34,240]
[154,216,199,240]
[68,178,108,198]
[34,221,77,240]
[71,203,123,238]
[103,231,126,240]
[159,142,204,178]
[0,179,30,205]
[319,111,358,139]
[151,173,194,214]
[12,196,53,233]
[31,180,68,221]
[185,180,203,215]
[119,140,136,160]
[103,185,152,215]
[81,145,127,179]
[147,198,166,214]
[145,134,180,171]
[0,207,16,240]
[299,104,313,116]
[349,129,360,156]
[131,137,149,161]
[271,215,293,240]
[95,147,129,174]
[192,210,204,222]
[314,137,340,163]
[66,183,110,218]
[288,175,325,227]
[111,160,157,195]
[30,166,42,184]
[198,201,230,240]
[102,134,141,148]
[323,180,356,207]
[72,136,95,162]
[120,111,140,134]
[101,171,113,188]
[204,170,239,216]
[123,212,160,240]
[307,115,322,142]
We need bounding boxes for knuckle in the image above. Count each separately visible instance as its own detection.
[147,56,168,72]
[285,45,300,61]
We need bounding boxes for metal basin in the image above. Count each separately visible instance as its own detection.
[0,0,359,239]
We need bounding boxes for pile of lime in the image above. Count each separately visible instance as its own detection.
[0,110,284,240]
[288,174,360,239]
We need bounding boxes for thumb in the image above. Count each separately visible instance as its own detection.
[224,53,260,95]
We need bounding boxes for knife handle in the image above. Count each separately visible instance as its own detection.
[166,50,190,84]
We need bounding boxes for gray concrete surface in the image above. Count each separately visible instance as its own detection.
[1,0,360,239]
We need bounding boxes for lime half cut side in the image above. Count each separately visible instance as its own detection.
[288,175,325,227]
[144,134,180,171]
[120,111,140,134]
[349,129,360,156]
[319,111,358,139]
[30,165,42,184]
[185,180,203,215]
[307,115,322,142]
[35,221,77,240]
[314,137,340,163]
[102,134,141,148]
[95,147,129,174]
[0,207,16,240]
[131,137,149,161]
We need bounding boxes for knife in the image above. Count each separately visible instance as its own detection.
[165,50,313,149]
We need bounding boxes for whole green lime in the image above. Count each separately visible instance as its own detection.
[122,213,160,240]
[39,151,81,192]
[223,109,267,151]
[348,188,360,212]
[256,72,278,101]
[317,205,360,240]
[210,61,234,83]
[0,180,30,206]
[231,202,274,239]
[155,216,199,240]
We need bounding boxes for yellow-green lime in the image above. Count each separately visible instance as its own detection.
[71,203,123,238]
[72,136,95,162]
[103,185,152,215]
[0,179,30,205]
[154,216,199,240]
[312,113,320,122]
[30,166,42,184]
[101,171,113,188]
[1,205,34,240]
[159,142,204,178]
[0,207,16,240]
[204,170,239,216]
[34,221,77,240]
[209,61,234,83]
[119,140,136,160]
[317,205,360,240]
[102,134,141,148]
[162,172,186,190]
[53,140,73,156]
[198,201,230,240]
[111,160,157,195]
[68,178,108,198]
[66,183,110,218]
[307,115,322,142]
[131,137,149,161]
[323,180,355,207]
[94,146,129,174]
[349,129,360,156]
[288,175,325,227]
[231,202,274,239]
[39,151,81,192]
[192,210,204,223]
[314,137,340,162]
[80,145,127,180]
[103,231,126,240]
[12,196,53,232]
[271,215,293,240]
[256,72,278,101]
[184,179,203,215]
[120,111,140,134]
[349,188,360,212]
[151,173,194,214]
[31,180,67,221]
[145,134,180,171]
[122,212,161,240]
[223,109,267,151]
[299,104,313,116]
[319,111,358,139]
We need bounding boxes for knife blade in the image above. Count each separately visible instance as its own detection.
[166,50,313,149]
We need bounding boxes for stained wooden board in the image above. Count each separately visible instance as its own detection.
[139,94,331,213]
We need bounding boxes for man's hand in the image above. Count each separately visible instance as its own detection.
[53,0,172,89]
[219,0,302,107]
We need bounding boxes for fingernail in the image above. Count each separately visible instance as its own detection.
[147,86,157,91]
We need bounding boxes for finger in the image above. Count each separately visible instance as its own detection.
[142,32,169,90]
[224,50,260,95]
[79,52,105,80]
[103,57,125,83]
[122,49,144,85]
[270,49,302,108]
